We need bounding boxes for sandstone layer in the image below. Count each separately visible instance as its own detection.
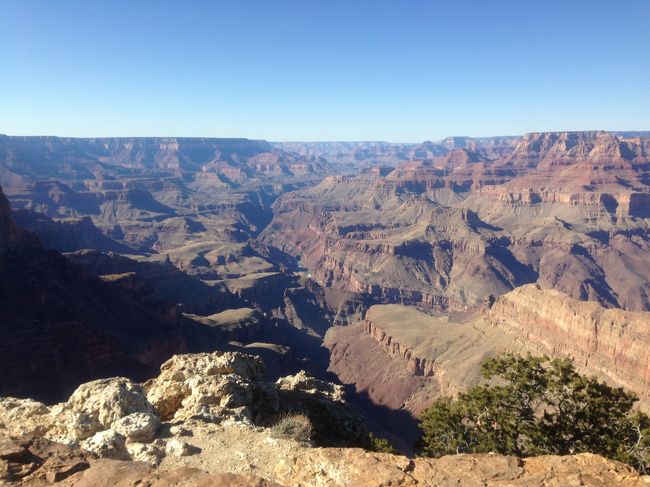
[489,284,650,404]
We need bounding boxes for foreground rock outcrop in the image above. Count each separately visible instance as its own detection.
[273,449,649,487]
[7,437,649,486]
[1,351,648,486]
[0,351,369,480]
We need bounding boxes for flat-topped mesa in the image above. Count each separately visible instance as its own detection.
[488,283,650,404]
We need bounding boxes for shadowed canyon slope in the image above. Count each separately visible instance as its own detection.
[0,185,188,401]
[0,181,365,403]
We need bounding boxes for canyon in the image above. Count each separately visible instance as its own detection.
[1,131,650,483]
[266,131,650,311]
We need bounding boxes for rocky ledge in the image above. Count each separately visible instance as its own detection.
[0,351,368,483]
[1,351,649,486]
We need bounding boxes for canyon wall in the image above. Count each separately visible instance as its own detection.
[363,317,436,377]
[327,283,650,433]
[265,132,650,312]
[489,284,650,404]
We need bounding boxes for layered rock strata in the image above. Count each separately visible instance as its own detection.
[489,284,650,404]
[326,285,650,437]
[364,317,435,377]
[264,131,650,311]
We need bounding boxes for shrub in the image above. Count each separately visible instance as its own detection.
[418,354,650,473]
[367,432,397,454]
[270,413,313,442]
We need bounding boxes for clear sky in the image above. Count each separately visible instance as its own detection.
[1,1,649,142]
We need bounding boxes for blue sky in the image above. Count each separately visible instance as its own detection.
[1,1,649,141]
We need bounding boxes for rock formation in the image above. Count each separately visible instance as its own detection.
[325,304,524,429]
[325,284,650,433]
[2,132,650,485]
[0,351,369,483]
[2,351,648,486]
[325,285,650,443]
[265,132,650,311]
[488,283,650,404]
[0,135,328,272]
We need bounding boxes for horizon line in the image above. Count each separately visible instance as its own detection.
[1,129,650,145]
